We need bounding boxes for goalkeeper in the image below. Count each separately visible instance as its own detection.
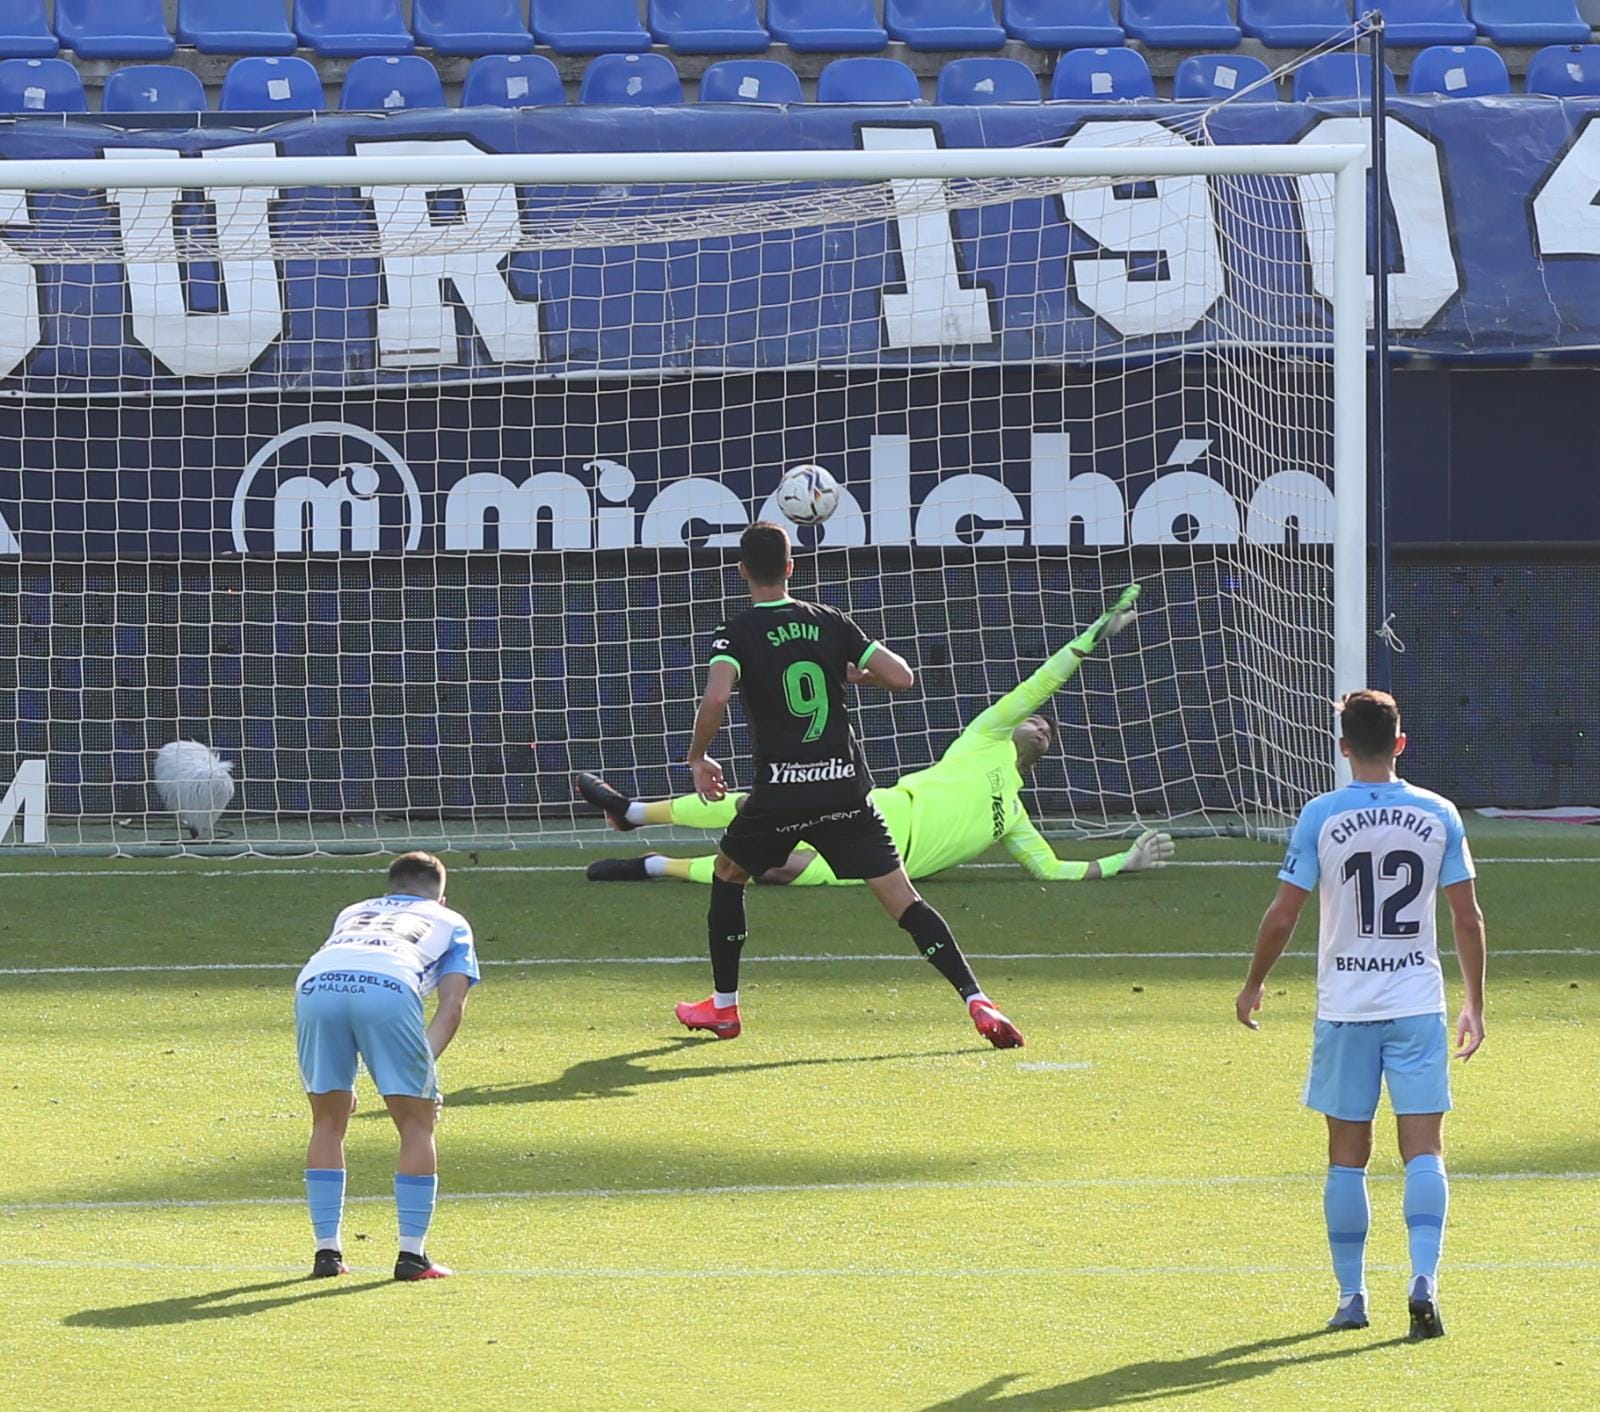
[577,585,1174,887]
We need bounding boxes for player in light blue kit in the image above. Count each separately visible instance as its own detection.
[1235,690,1487,1340]
[295,851,480,1281]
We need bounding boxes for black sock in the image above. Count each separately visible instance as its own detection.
[898,899,981,1001]
[708,876,748,995]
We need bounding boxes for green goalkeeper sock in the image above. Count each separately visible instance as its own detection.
[663,855,719,884]
[667,794,741,830]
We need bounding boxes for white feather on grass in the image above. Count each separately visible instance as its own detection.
[152,740,235,839]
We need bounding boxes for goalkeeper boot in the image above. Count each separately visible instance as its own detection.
[587,856,652,882]
[394,1251,453,1281]
[1406,1276,1446,1340]
[574,771,637,832]
[1326,1292,1369,1330]
[969,998,1024,1050]
[310,1248,348,1278]
[675,996,742,1040]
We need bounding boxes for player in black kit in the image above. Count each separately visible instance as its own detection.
[674,521,1024,1049]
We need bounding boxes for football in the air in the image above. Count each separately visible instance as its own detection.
[775,464,841,526]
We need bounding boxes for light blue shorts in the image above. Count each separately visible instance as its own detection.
[1303,1012,1452,1122]
[295,969,438,1101]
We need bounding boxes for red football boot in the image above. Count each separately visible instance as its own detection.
[675,996,742,1039]
[394,1252,453,1280]
[970,998,1024,1049]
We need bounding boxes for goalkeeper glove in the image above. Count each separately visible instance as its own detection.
[1097,829,1175,878]
[1072,584,1141,657]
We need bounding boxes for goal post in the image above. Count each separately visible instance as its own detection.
[0,138,1368,856]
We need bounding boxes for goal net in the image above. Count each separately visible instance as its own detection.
[0,134,1366,856]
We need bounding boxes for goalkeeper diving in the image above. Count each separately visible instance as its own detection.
[577,585,1175,886]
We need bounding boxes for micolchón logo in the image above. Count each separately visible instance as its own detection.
[231,422,423,555]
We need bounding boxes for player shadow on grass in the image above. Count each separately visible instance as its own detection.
[440,1039,974,1107]
[919,1331,1410,1410]
[64,1273,393,1329]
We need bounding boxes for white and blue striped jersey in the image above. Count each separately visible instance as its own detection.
[1279,779,1474,1023]
[297,894,480,998]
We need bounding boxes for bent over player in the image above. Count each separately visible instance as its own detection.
[673,520,1023,1049]
[578,585,1172,887]
[1235,690,1486,1340]
[295,851,480,1281]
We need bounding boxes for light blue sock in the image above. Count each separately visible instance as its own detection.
[1404,1153,1448,1288]
[394,1173,438,1256]
[305,1168,345,1248]
[1324,1164,1370,1297]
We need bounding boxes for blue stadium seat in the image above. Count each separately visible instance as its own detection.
[176,0,296,55]
[461,53,565,107]
[886,0,1007,51]
[1408,44,1510,95]
[0,56,84,111]
[935,57,1041,104]
[1050,48,1155,101]
[1527,44,1600,96]
[579,52,684,104]
[102,63,207,113]
[817,56,922,102]
[1468,0,1588,46]
[1001,0,1123,48]
[413,0,531,55]
[1239,0,1353,47]
[528,0,651,54]
[1121,0,1242,48]
[1381,0,1477,45]
[648,0,768,54]
[219,55,326,112]
[1173,53,1277,101]
[294,0,413,57]
[54,0,174,59]
[766,0,886,53]
[699,59,803,104]
[0,1,58,58]
[1292,52,1397,100]
[340,55,444,111]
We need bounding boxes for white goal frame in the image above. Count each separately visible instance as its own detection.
[0,142,1368,855]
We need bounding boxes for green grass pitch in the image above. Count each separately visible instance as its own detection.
[2,824,1597,1410]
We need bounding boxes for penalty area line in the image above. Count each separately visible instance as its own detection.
[5,946,1599,977]
[4,1256,1598,1279]
[1,856,1597,881]
[6,1169,1597,1216]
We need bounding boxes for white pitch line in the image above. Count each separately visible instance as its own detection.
[1,856,1597,881]
[5,1169,1595,1216]
[5,946,1598,977]
[1017,1061,1094,1072]
[5,1255,1600,1279]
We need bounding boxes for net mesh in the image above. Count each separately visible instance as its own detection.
[0,140,1343,854]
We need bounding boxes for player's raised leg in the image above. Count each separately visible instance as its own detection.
[575,772,742,834]
[864,864,1023,1050]
[675,852,749,1038]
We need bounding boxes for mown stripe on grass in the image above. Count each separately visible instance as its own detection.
[4,946,1597,977]
[5,1169,1595,1215]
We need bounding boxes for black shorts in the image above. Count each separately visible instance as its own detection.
[719,797,901,882]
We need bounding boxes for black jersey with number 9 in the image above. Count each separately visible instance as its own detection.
[708,596,881,810]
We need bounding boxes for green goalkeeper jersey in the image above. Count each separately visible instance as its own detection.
[892,634,1101,882]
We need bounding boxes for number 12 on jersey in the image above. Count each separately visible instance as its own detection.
[1340,850,1424,938]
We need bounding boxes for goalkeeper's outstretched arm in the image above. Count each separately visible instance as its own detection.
[959,585,1141,745]
[1001,816,1175,881]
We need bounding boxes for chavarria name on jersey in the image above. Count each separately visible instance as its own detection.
[1277,779,1474,1023]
